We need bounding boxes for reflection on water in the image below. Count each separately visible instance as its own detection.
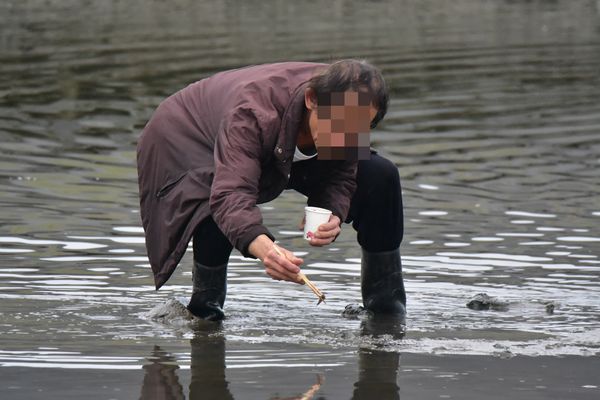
[139,323,401,400]
[189,334,233,400]
[140,330,237,400]
[141,346,185,400]
[353,349,400,400]
[1,0,600,397]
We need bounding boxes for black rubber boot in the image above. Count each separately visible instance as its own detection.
[187,261,227,321]
[361,248,407,317]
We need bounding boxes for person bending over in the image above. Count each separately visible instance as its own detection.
[137,60,405,321]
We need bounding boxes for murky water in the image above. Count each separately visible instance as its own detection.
[1,0,600,398]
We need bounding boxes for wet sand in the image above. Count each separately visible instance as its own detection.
[2,343,599,400]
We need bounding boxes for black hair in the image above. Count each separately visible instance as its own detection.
[307,59,389,129]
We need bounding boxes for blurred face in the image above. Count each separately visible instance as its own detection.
[305,89,377,160]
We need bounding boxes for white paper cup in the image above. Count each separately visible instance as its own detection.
[304,206,332,240]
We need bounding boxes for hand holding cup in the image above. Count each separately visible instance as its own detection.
[304,206,340,246]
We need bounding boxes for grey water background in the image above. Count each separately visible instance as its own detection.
[1,0,600,398]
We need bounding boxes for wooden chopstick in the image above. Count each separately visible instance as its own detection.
[272,244,326,305]
[298,273,326,304]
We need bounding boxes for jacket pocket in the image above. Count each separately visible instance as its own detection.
[156,172,187,198]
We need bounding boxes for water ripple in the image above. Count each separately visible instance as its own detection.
[0,0,599,367]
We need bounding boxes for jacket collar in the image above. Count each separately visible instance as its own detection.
[274,81,309,164]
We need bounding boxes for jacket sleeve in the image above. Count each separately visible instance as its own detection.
[209,107,275,257]
[307,159,358,223]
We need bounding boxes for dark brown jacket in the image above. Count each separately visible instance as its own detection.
[137,62,357,289]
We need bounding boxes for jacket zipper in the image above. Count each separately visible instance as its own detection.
[155,172,187,198]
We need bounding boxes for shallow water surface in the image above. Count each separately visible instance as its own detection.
[1,0,600,398]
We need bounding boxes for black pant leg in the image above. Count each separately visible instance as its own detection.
[193,216,233,266]
[346,153,404,252]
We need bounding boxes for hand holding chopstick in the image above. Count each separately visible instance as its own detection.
[272,244,326,305]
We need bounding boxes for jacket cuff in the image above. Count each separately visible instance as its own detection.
[238,225,276,258]
[330,206,347,223]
